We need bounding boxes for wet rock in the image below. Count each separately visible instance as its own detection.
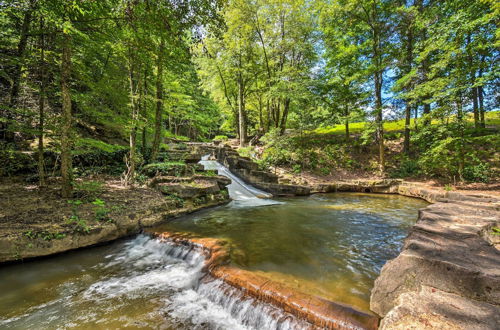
[254,182,311,196]
[152,231,379,330]
[157,180,221,199]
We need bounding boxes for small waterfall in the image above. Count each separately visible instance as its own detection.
[199,155,282,207]
[83,235,310,330]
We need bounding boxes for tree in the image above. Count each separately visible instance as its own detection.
[321,0,395,172]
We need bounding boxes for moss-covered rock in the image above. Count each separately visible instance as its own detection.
[141,162,188,177]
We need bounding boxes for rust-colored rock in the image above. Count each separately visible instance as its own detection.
[152,231,379,330]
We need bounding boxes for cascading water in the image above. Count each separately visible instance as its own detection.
[199,155,282,207]
[0,234,310,329]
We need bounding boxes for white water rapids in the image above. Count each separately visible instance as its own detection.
[199,155,282,207]
[0,234,309,329]
[0,156,303,329]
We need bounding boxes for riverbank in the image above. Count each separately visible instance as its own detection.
[210,144,500,329]
[0,175,230,263]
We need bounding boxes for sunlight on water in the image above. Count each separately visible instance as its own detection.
[0,193,427,328]
[156,192,428,312]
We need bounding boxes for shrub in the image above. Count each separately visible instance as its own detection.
[74,181,104,200]
[463,163,491,183]
[390,157,420,178]
[141,162,188,177]
[213,135,228,142]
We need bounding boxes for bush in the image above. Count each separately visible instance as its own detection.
[213,135,228,142]
[0,147,36,176]
[390,157,420,178]
[141,162,188,177]
[463,163,491,183]
[74,180,104,200]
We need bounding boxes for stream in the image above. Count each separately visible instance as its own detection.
[0,161,428,329]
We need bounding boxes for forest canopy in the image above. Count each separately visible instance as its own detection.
[0,0,499,194]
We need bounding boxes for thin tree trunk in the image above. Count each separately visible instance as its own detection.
[151,37,164,162]
[125,47,139,186]
[238,73,247,147]
[375,71,385,173]
[38,17,46,187]
[472,87,479,128]
[372,17,385,173]
[456,97,465,181]
[478,86,485,128]
[403,103,411,154]
[279,98,290,135]
[344,105,349,140]
[141,67,147,153]
[60,31,73,198]
[423,103,430,126]
[3,1,34,141]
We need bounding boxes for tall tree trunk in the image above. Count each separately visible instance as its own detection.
[372,16,385,173]
[375,71,385,173]
[60,31,73,198]
[279,98,290,135]
[151,37,164,162]
[3,1,34,141]
[345,105,350,140]
[402,15,414,154]
[141,67,148,153]
[38,17,46,187]
[403,103,411,154]
[125,49,139,186]
[422,103,430,126]
[478,86,485,128]
[238,73,247,147]
[477,55,485,128]
[456,96,465,181]
[472,87,479,129]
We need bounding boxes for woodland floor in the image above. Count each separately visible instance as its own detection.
[0,176,167,239]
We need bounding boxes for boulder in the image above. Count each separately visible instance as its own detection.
[370,193,500,329]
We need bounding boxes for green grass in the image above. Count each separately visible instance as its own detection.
[308,110,499,136]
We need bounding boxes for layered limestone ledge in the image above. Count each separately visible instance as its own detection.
[0,184,230,263]
[153,231,379,330]
[370,185,500,329]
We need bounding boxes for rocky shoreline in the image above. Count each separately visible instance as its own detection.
[1,142,498,329]
[201,143,500,329]
[0,174,231,264]
[152,231,380,330]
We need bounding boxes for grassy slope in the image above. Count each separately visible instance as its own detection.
[309,111,500,136]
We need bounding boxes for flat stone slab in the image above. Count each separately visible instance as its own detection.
[370,184,500,329]
[381,286,500,330]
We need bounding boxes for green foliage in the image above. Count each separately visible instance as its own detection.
[92,198,111,222]
[213,135,229,142]
[74,181,104,200]
[413,123,499,181]
[390,157,420,178]
[237,146,254,158]
[463,163,491,183]
[0,146,36,176]
[23,230,66,241]
[66,215,90,234]
[74,138,126,154]
[165,194,185,208]
[142,162,188,177]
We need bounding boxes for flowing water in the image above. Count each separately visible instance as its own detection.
[0,160,428,329]
[154,193,428,311]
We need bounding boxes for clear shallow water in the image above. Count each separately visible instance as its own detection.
[0,193,427,328]
[155,193,428,310]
